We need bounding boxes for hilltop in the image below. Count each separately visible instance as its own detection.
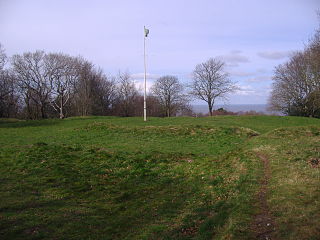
[0,116,319,239]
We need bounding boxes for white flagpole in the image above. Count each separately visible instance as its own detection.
[143,26,147,122]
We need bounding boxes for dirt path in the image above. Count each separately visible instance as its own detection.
[251,153,276,240]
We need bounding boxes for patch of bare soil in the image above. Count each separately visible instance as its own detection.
[251,153,277,240]
[308,157,320,168]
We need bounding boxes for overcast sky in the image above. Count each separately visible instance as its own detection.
[0,0,319,104]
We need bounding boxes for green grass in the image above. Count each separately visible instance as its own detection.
[0,116,319,239]
[248,126,320,239]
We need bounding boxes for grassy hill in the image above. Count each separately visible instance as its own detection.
[0,116,319,239]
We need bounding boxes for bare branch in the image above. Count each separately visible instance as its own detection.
[189,58,236,116]
[150,75,188,117]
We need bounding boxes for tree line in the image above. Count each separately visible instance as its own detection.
[0,45,235,119]
[269,25,320,118]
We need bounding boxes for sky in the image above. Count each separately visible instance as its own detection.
[0,0,319,105]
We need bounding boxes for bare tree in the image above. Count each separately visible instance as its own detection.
[0,44,10,101]
[116,71,138,117]
[0,74,20,118]
[189,58,236,116]
[93,73,117,115]
[269,31,320,117]
[12,51,53,118]
[45,53,78,118]
[151,75,187,117]
[5,48,120,119]
[0,44,6,71]
[136,95,163,117]
[0,71,11,101]
[0,45,20,117]
[269,52,309,115]
[71,59,94,116]
[306,27,320,117]
[71,58,117,116]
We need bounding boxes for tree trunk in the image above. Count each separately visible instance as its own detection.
[59,97,64,119]
[208,103,213,116]
[40,104,46,119]
[26,98,32,119]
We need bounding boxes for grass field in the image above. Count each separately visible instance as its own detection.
[0,116,319,239]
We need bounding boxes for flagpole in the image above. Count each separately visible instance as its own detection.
[143,26,147,122]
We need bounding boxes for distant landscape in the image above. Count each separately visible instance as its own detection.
[192,104,279,115]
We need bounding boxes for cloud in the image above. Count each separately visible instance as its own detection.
[219,51,250,63]
[257,51,292,60]
[235,85,256,96]
[256,68,268,74]
[225,63,240,68]
[229,70,255,77]
[131,73,159,93]
[131,73,160,80]
[245,75,271,83]
[234,84,270,97]
[218,50,250,68]
[133,79,154,93]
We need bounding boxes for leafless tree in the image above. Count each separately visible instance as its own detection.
[12,51,53,118]
[0,74,20,118]
[136,95,164,117]
[189,58,236,116]
[88,69,117,115]
[116,71,138,117]
[0,44,6,71]
[306,27,320,116]
[3,47,121,119]
[0,44,22,118]
[151,75,188,117]
[269,52,307,115]
[0,44,10,101]
[0,71,11,100]
[95,74,117,115]
[45,53,78,118]
[71,59,94,116]
[71,58,117,116]
[269,28,320,117]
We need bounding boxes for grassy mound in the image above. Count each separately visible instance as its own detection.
[0,116,319,239]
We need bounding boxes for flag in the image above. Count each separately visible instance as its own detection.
[144,27,149,37]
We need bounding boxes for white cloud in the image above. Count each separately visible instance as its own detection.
[245,75,271,83]
[218,50,250,66]
[133,79,154,93]
[256,68,268,74]
[131,73,160,80]
[130,73,159,93]
[225,62,240,68]
[234,84,270,97]
[257,51,292,60]
[235,84,256,96]
[229,70,255,77]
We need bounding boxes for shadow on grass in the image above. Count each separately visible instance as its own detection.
[0,142,243,240]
